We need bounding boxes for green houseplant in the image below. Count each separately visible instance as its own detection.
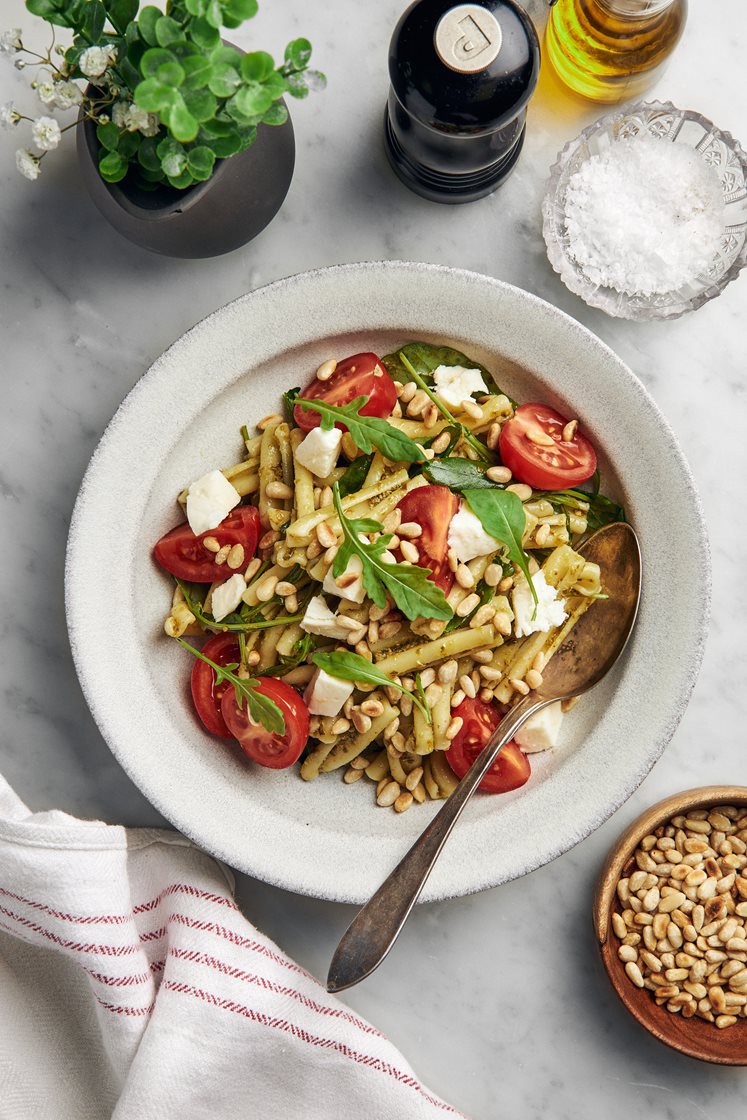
[2,1,323,255]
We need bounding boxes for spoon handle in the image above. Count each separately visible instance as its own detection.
[327,692,545,993]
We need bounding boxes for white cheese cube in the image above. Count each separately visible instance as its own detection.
[512,571,567,638]
[301,595,353,641]
[186,469,241,536]
[295,426,342,478]
[322,554,366,604]
[211,574,246,622]
[432,364,488,408]
[447,502,501,563]
[304,668,355,717]
[515,702,564,753]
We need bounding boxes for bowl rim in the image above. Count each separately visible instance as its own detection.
[542,99,747,321]
[594,785,747,1064]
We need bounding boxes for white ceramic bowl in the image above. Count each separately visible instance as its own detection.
[65,262,709,903]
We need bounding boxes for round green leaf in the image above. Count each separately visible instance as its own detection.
[186,145,216,181]
[134,78,177,114]
[167,101,199,143]
[262,101,288,127]
[140,47,178,78]
[240,51,274,82]
[155,16,184,47]
[138,5,163,46]
[182,88,218,122]
[208,64,241,98]
[233,81,273,117]
[185,0,206,15]
[138,137,161,171]
[284,37,312,70]
[201,131,241,158]
[157,135,185,161]
[181,55,212,90]
[204,0,222,29]
[224,0,258,20]
[167,168,196,190]
[210,45,243,68]
[263,72,289,99]
[118,131,141,159]
[99,151,128,183]
[189,16,220,50]
[156,60,185,86]
[285,73,309,100]
[139,165,165,182]
[96,121,120,152]
[237,126,258,151]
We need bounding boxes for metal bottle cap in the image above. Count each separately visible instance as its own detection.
[384,0,540,204]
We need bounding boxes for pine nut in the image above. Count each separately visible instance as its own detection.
[215,544,230,565]
[316,521,337,548]
[498,576,514,593]
[450,689,465,708]
[446,716,463,740]
[534,523,551,548]
[460,399,483,420]
[479,665,502,682]
[255,575,278,602]
[344,766,364,784]
[400,540,419,564]
[331,717,351,735]
[257,413,282,430]
[484,563,502,587]
[486,422,502,450]
[316,358,337,381]
[423,404,440,429]
[525,669,543,690]
[455,564,475,589]
[459,674,476,699]
[274,580,295,597]
[203,536,220,552]
[424,683,442,706]
[438,660,458,684]
[625,961,645,988]
[509,677,530,696]
[405,767,424,792]
[266,480,293,500]
[619,945,638,963]
[486,465,512,483]
[399,381,417,403]
[612,913,627,939]
[394,792,413,813]
[562,419,578,442]
[455,593,480,617]
[377,781,401,807]
[398,521,423,539]
[406,390,429,417]
[472,648,494,664]
[431,432,451,454]
[360,699,384,718]
[380,620,402,639]
[506,483,532,502]
[471,605,496,628]
[716,1015,738,1028]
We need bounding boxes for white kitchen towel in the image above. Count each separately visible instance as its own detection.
[0,776,463,1120]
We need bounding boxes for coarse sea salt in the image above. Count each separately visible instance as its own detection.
[564,137,725,296]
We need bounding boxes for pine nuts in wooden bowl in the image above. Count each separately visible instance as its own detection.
[594,787,747,1064]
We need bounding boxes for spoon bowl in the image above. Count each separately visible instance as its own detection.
[328,522,642,992]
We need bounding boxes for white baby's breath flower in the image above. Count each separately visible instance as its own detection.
[31,115,61,151]
[52,80,83,110]
[0,29,22,55]
[0,101,20,129]
[15,147,40,180]
[36,80,57,106]
[79,45,111,79]
[112,101,128,128]
[126,104,159,136]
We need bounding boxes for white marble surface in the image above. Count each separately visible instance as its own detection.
[1,1,746,1116]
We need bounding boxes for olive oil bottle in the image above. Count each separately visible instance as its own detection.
[545,0,687,103]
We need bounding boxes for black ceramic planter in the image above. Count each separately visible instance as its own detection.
[77,105,295,258]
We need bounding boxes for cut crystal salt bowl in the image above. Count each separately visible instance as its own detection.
[542,100,747,320]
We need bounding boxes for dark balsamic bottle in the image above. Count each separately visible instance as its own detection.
[384,0,541,203]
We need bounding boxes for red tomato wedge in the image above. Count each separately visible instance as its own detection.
[221,677,310,769]
[294,352,398,432]
[190,633,241,738]
[154,505,259,583]
[394,484,458,595]
[499,403,597,490]
[446,697,531,794]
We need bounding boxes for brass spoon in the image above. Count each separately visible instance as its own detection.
[327,521,642,993]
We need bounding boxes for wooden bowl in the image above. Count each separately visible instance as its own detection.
[594,786,747,1064]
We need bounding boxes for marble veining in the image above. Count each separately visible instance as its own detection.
[1,1,746,1117]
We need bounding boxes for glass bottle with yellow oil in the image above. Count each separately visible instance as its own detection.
[545,0,687,103]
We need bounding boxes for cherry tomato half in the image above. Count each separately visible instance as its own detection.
[446,697,531,794]
[154,505,260,583]
[221,677,310,769]
[499,403,597,490]
[294,352,398,432]
[394,484,458,595]
[190,633,241,738]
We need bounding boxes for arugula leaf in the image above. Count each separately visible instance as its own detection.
[535,482,626,531]
[282,386,301,424]
[311,650,431,722]
[462,488,538,606]
[424,457,502,492]
[398,354,492,464]
[296,395,425,464]
[337,453,374,498]
[176,578,303,633]
[176,638,285,734]
[262,632,317,677]
[331,484,452,622]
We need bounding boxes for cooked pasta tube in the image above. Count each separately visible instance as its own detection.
[285,470,409,546]
[412,703,434,755]
[320,703,398,771]
[290,428,315,521]
[275,422,294,488]
[374,624,499,677]
[363,452,386,488]
[275,622,304,659]
[258,419,284,528]
[429,750,460,796]
[364,750,391,783]
[300,740,337,781]
[387,749,409,787]
[422,757,443,800]
[432,683,453,751]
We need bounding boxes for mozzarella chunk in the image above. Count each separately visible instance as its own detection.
[447,502,501,563]
[515,702,564,753]
[211,574,246,622]
[301,595,353,641]
[295,426,342,478]
[304,668,355,717]
[432,364,488,408]
[512,571,567,638]
[186,469,241,536]
[322,554,366,604]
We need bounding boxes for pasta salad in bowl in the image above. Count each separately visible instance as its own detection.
[154,341,624,814]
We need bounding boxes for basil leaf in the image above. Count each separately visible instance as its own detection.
[176,638,285,734]
[338,453,373,497]
[331,484,452,622]
[381,341,491,387]
[296,395,425,464]
[462,488,537,605]
[424,457,502,492]
[311,650,430,721]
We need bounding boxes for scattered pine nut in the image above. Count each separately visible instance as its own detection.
[203,536,220,553]
[486,465,512,483]
[316,358,337,381]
